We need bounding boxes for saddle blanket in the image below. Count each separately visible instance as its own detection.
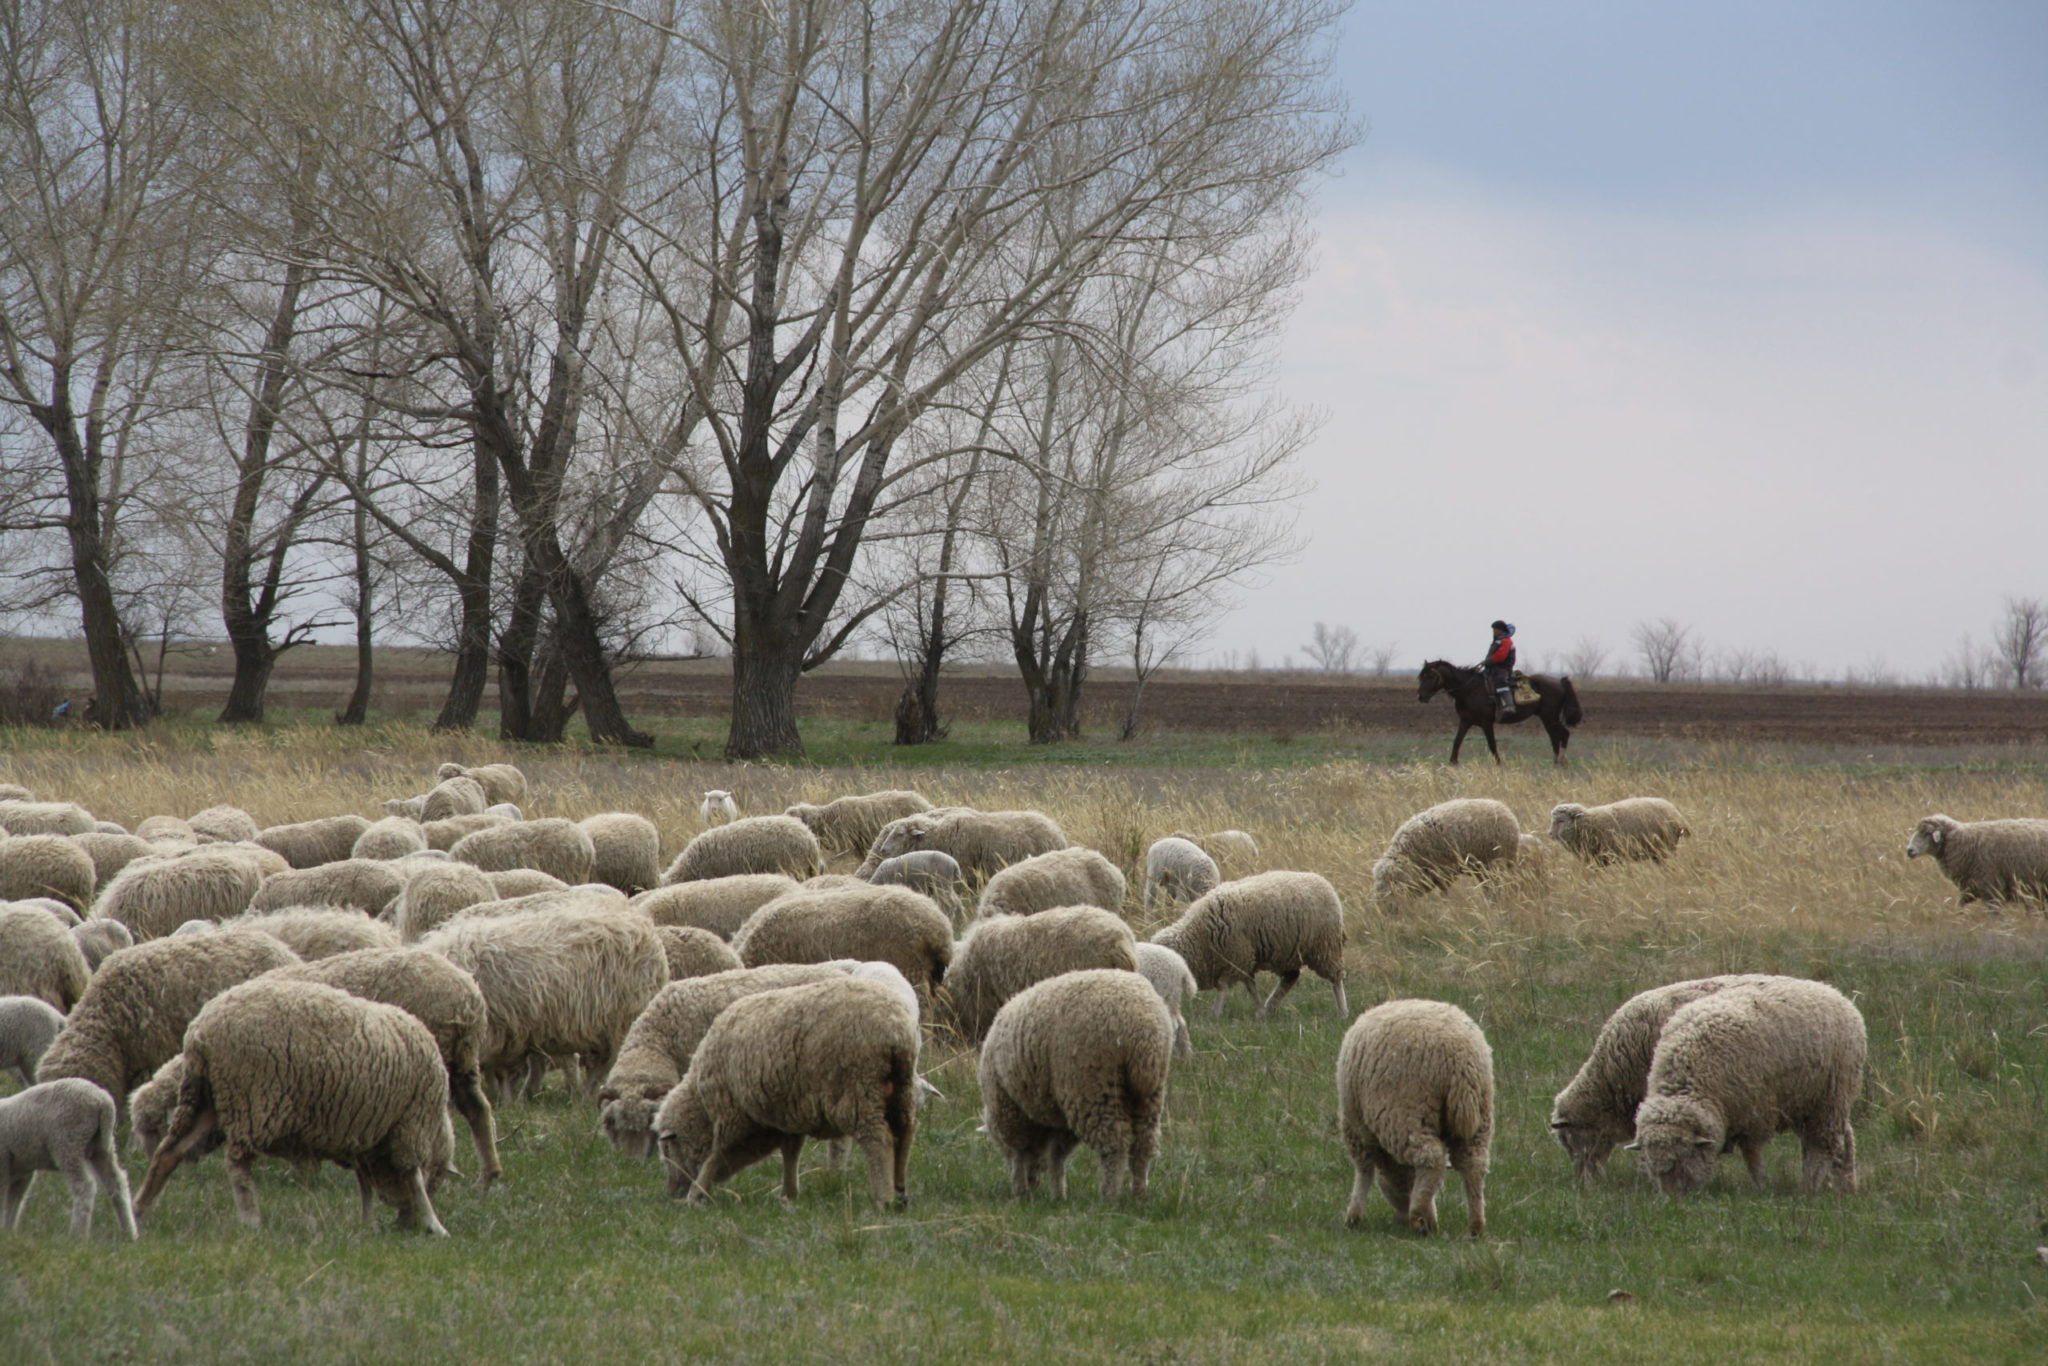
[1511,673,1540,706]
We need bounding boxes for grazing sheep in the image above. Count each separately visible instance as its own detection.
[172,920,215,936]
[698,790,739,827]
[784,790,935,857]
[731,884,953,992]
[67,831,155,887]
[441,886,627,929]
[248,859,404,919]
[14,896,79,926]
[1337,999,1493,1237]
[866,851,966,908]
[1150,871,1348,1019]
[231,908,402,961]
[1632,978,1866,1195]
[36,928,300,1122]
[70,918,133,972]
[978,969,1173,1200]
[631,874,801,940]
[943,906,1138,1045]
[485,868,570,899]
[1548,798,1691,864]
[1132,943,1200,1058]
[422,813,512,851]
[197,842,292,880]
[580,813,662,894]
[485,803,523,820]
[666,816,824,884]
[1371,798,1521,904]
[0,800,96,838]
[390,862,497,942]
[130,979,455,1233]
[598,963,852,1158]
[1511,832,1553,883]
[1142,837,1220,913]
[976,847,1127,921]
[419,775,488,823]
[1905,814,2048,906]
[0,784,31,802]
[436,762,529,807]
[653,976,919,1208]
[1549,974,1785,1180]
[188,806,261,844]
[93,846,264,942]
[353,817,429,861]
[0,904,92,1011]
[0,835,96,910]
[253,815,371,870]
[0,1078,135,1239]
[654,926,743,982]
[1169,828,1261,878]
[857,809,1067,882]
[135,816,197,844]
[0,996,67,1085]
[450,818,595,885]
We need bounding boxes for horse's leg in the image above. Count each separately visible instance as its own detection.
[1449,720,1469,765]
[1544,714,1570,768]
[1483,723,1501,765]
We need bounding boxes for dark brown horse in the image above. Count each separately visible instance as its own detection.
[1417,660,1582,766]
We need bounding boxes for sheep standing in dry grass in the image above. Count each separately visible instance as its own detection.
[1337,999,1492,1237]
[865,851,966,910]
[1142,837,1219,913]
[731,884,952,992]
[784,790,934,857]
[580,813,662,894]
[422,813,511,851]
[0,1078,135,1239]
[698,790,739,827]
[437,763,528,807]
[248,859,405,918]
[188,807,260,844]
[391,862,497,941]
[1905,814,2048,906]
[857,809,1067,882]
[1371,798,1520,905]
[230,908,402,961]
[450,818,596,885]
[1171,829,1261,878]
[254,815,372,870]
[131,979,455,1233]
[354,817,429,861]
[0,996,67,1085]
[93,847,265,941]
[631,875,799,939]
[1133,943,1199,1058]
[1632,978,1865,1195]
[0,800,96,837]
[67,831,155,887]
[942,906,1137,1044]
[0,903,92,1011]
[1150,871,1348,1019]
[1549,798,1690,864]
[978,969,1173,1200]
[976,847,1126,920]
[667,816,823,883]
[0,835,96,911]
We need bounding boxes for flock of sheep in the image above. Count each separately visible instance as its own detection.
[0,765,2042,1243]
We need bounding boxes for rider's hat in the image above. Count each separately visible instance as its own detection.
[1490,619,1511,633]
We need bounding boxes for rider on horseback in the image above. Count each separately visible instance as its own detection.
[1482,620,1517,717]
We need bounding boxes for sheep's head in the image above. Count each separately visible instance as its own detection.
[384,797,426,820]
[600,1095,663,1160]
[436,763,467,783]
[1906,814,1956,860]
[1548,1112,1615,1181]
[869,818,927,862]
[1548,804,1586,844]
[1629,1095,1723,1195]
[654,1080,713,1199]
[1371,855,1418,904]
[784,803,820,827]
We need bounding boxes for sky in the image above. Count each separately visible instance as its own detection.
[1210,0,2048,680]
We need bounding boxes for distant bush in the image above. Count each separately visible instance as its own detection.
[0,658,70,726]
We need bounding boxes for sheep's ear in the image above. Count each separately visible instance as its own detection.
[1929,824,1947,848]
[1620,1142,1640,1151]
[1549,1120,1570,1130]
[1693,1138,1714,1150]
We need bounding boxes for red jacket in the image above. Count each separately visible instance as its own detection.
[1484,634,1515,668]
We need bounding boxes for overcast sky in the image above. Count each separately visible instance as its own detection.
[1209,0,2048,679]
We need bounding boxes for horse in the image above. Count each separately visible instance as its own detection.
[1417,660,1582,767]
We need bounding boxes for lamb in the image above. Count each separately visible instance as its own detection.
[353,817,429,861]
[977,968,1173,1200]
[598,962,852,1158]
[698,790,739,827]
[450,818,596,885]
[1132,943,1200,1058]
[92,846,264,941]
[0,800,96,838]
[36,928,300,1122]
[436,762,529,807]
[1548,798,1691,864]
[187,806,261,844]
[0,996,67,1084]
[631,874,802,939]
[422,813,512,851]
[247,859,405,919]
[654,926,744,982]
[865,851,966,908]
[1631,978,1866,1195]
[580,813,662,894]
[230,908,403,961]
[666,816,824,884]
[731,883,953,992]
[253,815,371,870]
[1142,837,1220,913]
[783,790,935,857]
[942,906,1138,1045]
[67,830,155,887]
[0,834,97,910]
[1371,798,1521,904]
[0,904,92,1011]
[487,869,570,899]
[975,847,1127,921]
[391,862,497,941]
[130,978,455,1233]
[1337,998,1493,1237]
[0,1078,136,1239]
[652,976,919,1208]
[857,809,1067,882]
[70,918,133,971]
[1150,871,1348,1019]
[1905,814,2048,906]
[1548,974,1784,1180]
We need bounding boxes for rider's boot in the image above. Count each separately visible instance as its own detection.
[1495,686,1516,716]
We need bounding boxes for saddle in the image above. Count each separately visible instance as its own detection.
[1511,672,1539,706]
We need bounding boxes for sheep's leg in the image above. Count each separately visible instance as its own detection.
[825,1137,847,1171]
[1328,975,1350,1019]
[520,1053,548,1102]
[406,1168,450,1236]
[780,1137,803,1202]
[1173,1013,1192,1058]
[131,1104,219,1225]
[579,1051,609,1103]
[857,1131,896,1210]
[1834,1124,1857,1194]
[225,1149,263,1229]
[1,1173,30,1230]
[1242,978,1262,1013]
[356,1168,378,1223]
[1742,1136,1771,1189]
[1006,1149,1036,1199]
[89,1144,136,1241]
[1374,1161,1412,1221]
[1126,1106,1161,1202]
[449,1070,501,1186]
[1045,1134,1079,1201]
[1212,986,1230,1020]
[1406,1164,1446,1235]
[1344,1160,1371,1228]
[1258,971,1301,1019]
[1457,1158,1488,1238]
[890,1104,917,1207]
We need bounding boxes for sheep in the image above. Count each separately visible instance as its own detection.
[654,926,743,982]
[419,908,667,1103]
[631,874,801,939]
[0,800,96,838]
[975,847,1127,921]
[487,868,570,899]
[580,813,662,894]
[172,920,215,936]
[353,817,429,861]
[666,816,824,884]
[485,803,523,820]
[0,904,92,1011]
[262,946,501,1186]
[422,813,512,851]
[441,886,627,929]
[195,841,292,880]
[1905,814,2048,906]
[450,818,595,885]
[1170,828,1261,877]
[978,968,1173,1200]
[731,883,953,992]
[1548,974,1785,1180]
[70,918,133,972]
[391,862,497,942]
[36,928,300,1123]
[93,821,127,836]
[419,775,488,823]
[92,846,264,941]
[13,895,79,926]
[598,962,853,1158]
[0,996,67,1085]
[1337,998,1493,1237]
[0,1078,135,1239]
[1150,871,1348,1019]
[783,790,935,857]
[0,783,31,801]
[1631,978,1866,1195]
[253,815,371,870]
[1512,832,1553,883]
[67,830,155,887]
[1548,798,1691,864]
[230,908,403,961]
[1142,837,1220,913]
[247,859,405,919]
[1133,943,1199,1058]
[866,851,966,908]
[188,806,261,844]
[1371,798,1521,904]
[130,978,455,1233]
[857,809,1067,882]
[698,790,739,827]
[0,835,95,911]
[135,815,197,843]
[942,906,1138,1045]
[653,976,919,1208]
[436,762,528,807]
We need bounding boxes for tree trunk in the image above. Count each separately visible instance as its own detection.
[727,632,805,759]
[522,524,648,748]
[337,525,373,726]
[217,627,278,725]
[40,379,150,730]
[431,446,500,733]
[527,633,580,743]
[494,556,547,741]
[1014,610,1088,745]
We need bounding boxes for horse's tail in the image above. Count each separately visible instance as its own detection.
[1560,676,1583,727]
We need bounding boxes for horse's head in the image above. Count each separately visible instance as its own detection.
[1417,661,1449,703]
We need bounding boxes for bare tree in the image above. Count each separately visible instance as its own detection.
[1631,618,1693,684]
[1363,642,1400,676]
[1302,622,1359,674]
[1559,636,1609,679]
[1939,634,1992,690]
[1993,596,2046,689]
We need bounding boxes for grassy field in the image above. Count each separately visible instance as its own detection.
[3,723,2046,1363]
